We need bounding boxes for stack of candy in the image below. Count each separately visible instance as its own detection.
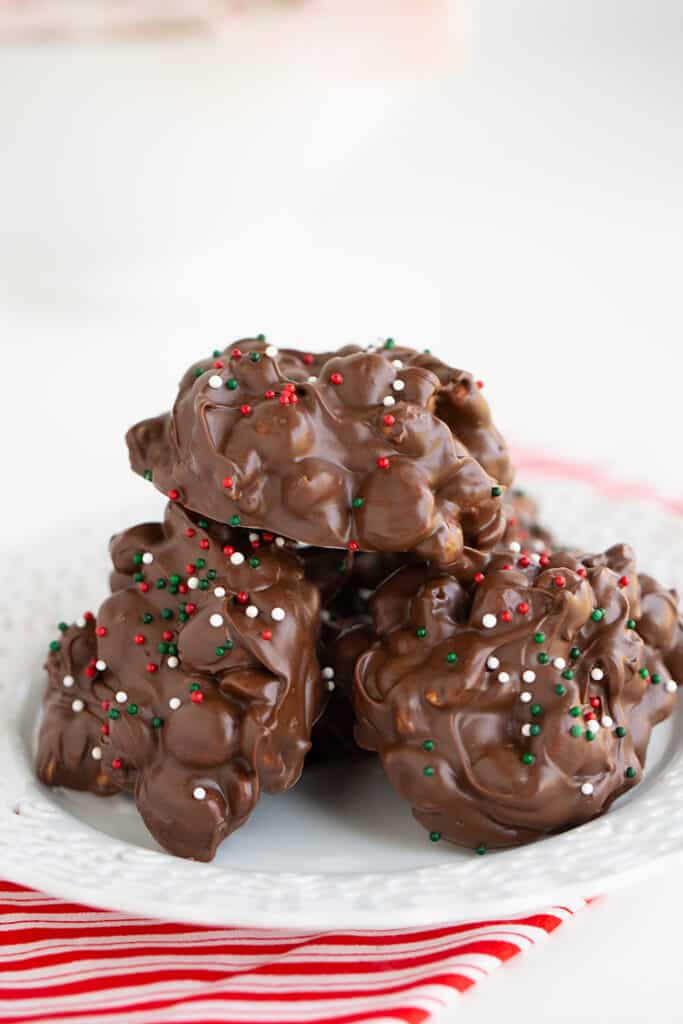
[37,338,683,860]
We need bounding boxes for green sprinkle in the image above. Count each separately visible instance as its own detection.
[530,724,541,737]
[249,557,260,568]
[226,378,238,390]
[229,515,241,527]
[423,766,435,777]
[336,562,347,573]
[161,608,173,620]
[570,647,581,660]
[58,622,68,633]
[626,619,636,630]
[429,831,441,843]
[625,766,637,779]
[196,558,206,569]
[198,519,209,529]
[591,608,605,622]
[256,333,266,341]
[651,673,662,684]
[491,485,503,498]
[158,642,169,655]
[586,730,595,741]
[207,570,217,580]
[383,338,396,349]
[562,669,574,680]
[249,351,261,363]
[639,668,650,679]
[534,632,545,644]
[554,684,567,696]
[198,580,209,591]
[569,706,581,717]
[156,579,167,589]
[538,653,550,665]
[194,367,205,378]
[530,703,543,717]
[570,725,582,737]
[521,753,535,766]
[416,627,427,638]
[352,497,364,509]
[143,469,153,481]
[142,613,154,624]
[168,644,177,656]
[133,553,143,566]
[475,844,487,856]
[49,640,61,653]
[133,572,144,583]
[169,575,181,586]
[108,708,121,720]
[179,612,188,623]
[212,349,221,358]
[422,740,435,752]
[216,645,232,657]
[189,682,200,692]
[445,652,458,663]
[152,716,163,728]
[615,726,627,738]
[169,585,178,595]
[127,704,138,716]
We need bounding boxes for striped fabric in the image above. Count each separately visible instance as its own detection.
[0,883,586,1023]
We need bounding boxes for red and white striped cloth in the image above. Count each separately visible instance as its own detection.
[0,882,587,1023]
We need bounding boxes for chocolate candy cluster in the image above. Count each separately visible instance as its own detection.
[37,337,681,859]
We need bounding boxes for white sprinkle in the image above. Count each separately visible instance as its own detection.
[142,552,154,565]
[521,724,532,737]
[532,539,545,552]
[249,533,259,542]
[482,614,497,629]
[271,607,286,622]
[392,379,405,392]
[275,537,286,548]
[591,667,604,681]
[167,656,179,669]
[321,610,331,623]
[208,374,223,389]
[497,671,511,684]
[187,577,199,590]
[522,670,536,684]
[601,715,614,728]
[383,395,396,407]
[509,541,522,553]
[265,345,278,358]
[326,680,336,691]
[245,605,259,619]
[71,699,84,713]
[115,691,128,704]
[587,719,600,734]
[307,375,318,384]
[193,786,207,800]
[214,587,226,599]
[486,656,500,670]
[665,679,678,693]
[322,667,335,680]
[230,552,245,566]
[169,697,181,710]
[91,746,102,761]
[530,553,541,566]
[96,659,107,671]
[76,617,86,629]
[554,657,566,670]
[209,614,224,628]
[63,675,75,689]
[391,359,404,369]
[358,588,373,601]
[520,691,532,703]
[581,782,594,796]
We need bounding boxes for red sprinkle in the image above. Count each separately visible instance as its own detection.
[240,404,252,416]
[185,564,196,574]
[501,564,512,571]
[236,591,249,605]
[347,541,359,552]
[264,390,276,400]
[554,575,566,589]
[586,711,597,721]
[178,583,188,595]
[191,691,204,704]
[518,556,531,568]
[279,393,291,405]
[146,663,158,674]
[518,601,530,614]
[330,372,344,385]
[383,414,395,426]
[184,603,197,616]
[162,630,173,642]
[476,380,484,389]
[185,528,196,538]
[223,476,234,489]
[213,360,224,369]
[100,724,109,736]
[619,575,630,588]
[501,610,513,622]
[199,539,210,550]
[303,354,314,366]
[111,758,122,770]
[134,634,145,646]
[223,545,235,556]
[168,489,180,502]
[95,626,107,638]
[101,701,110,711]
[262,629,273,641]
[590,697,601,708]
[474,572,485,584]
[83,611,95,622]
[139,582,150,593]
[377,457,391,470]
[231,348,242,360]
[85,666,97,679]
[263,533,274,543]
[250,539,261,549]
[576,567,587,578]
[539,553,550,567]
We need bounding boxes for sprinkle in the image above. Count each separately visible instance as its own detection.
[245,605,259,618]
[652,673,662,684]
[665,680,678,693]
[587,719,600,734]
[475,844,487,855]
[553,575,566,589]
[307,376,318,383]
[193,787,207,800]
[639,668,650,680]
[423,766,435,777]
[214,587,227,598]
[429,832,441,843]
[508,539,520,551]
[322,667,335,680]
[208,375,223,389]
[271,607,286,622]
[554,683,567,695]
[383,395,396,407]
[615,725,627,737]
[230,552,245,566]
[581,782,594,796]
[538,653,550,665]
[521,724,532,737]
[392,379,405,392]
[625,766,637,779]
[71,699,84,712]
[591,667,604,681]
[265,345,278,358]
[91,747,102,761]
[63,675,74,688]
[474,572,485,584]
[601,715,614,728]
[569,706,581,718]
[275,537,286,547]
[167,656,179,669]
[626,619,637,630]
[209,614,224,628]
[530,703,543,717]
[562,669,574,680]
[618,575,630,588]
[415,627,427,638]
[570,725,582,737]
[187,577,199,590]
[422,740,434,751]
[497,671,510,684]
[486,656,500,670]
[520,691,532,703]
[591,608,605,622]
[482,614,497,629]
[518,601,530,615]
[95,626,108,638]
[446,652,458,664]
[377,457,391,470]
[501,611,513,622]
[553,657,566,670]
[115,691,128,704]
[169,697,181,710]
[521,753,535,765]
[570,647,581,660]
[522,670,536,684]
[326,680,336,691]
[142,552,154,565]
[533,632,545,644]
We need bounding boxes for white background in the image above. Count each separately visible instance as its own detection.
[1,1,682,1019]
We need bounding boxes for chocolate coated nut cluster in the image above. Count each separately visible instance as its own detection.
[127,339,508,566]
[354,544,681,850]
[37,502,324,861]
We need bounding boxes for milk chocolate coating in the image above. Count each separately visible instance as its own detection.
[127,339,507,565]
[354,544,680,850]
[37,503,325,861]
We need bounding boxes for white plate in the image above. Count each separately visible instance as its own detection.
[2,472,683,929]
